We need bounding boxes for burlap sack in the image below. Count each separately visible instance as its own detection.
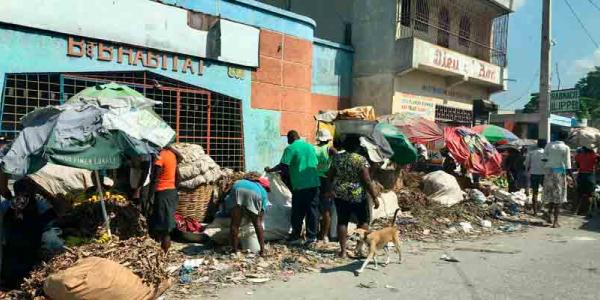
[44,257,154,300]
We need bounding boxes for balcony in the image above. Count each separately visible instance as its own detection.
[396,0,509,67]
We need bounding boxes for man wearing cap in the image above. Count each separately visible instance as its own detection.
[315,129,337,242]
[266,130,320,247]
[221,173,271,257]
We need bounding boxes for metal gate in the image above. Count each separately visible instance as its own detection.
[0,71,245,170]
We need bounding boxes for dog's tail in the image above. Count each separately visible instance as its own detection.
[391,208,401,227]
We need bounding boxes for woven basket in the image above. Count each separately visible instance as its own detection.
[176,184,214,222]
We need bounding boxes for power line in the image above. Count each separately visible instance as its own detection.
[502,70,539,109]
[587,0,600,12]
[565,0,600,48]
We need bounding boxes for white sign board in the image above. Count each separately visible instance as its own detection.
[413,39,502,86]
[0,0,259,67]
[392,92,438,121]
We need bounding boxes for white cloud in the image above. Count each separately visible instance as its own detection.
[571,48,600,79]
[512,0,527,10]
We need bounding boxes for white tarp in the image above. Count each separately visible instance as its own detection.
[28,164,93,196]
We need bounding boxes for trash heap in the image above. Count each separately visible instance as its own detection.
[382,171,531,241]
[170,143,233,190]
[21,237,183,299]
[166,243,344,298]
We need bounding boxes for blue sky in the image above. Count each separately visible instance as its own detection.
[492,0,600,110]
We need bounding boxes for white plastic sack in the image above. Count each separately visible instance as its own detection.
[263,173,292,241]
[423,171,464,207]
[204,217,259,251]
[369,192,400,221]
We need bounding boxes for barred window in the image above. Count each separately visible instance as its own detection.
[459,16,471,47]
[400,0,412,27]
[415,0,429,32]
[437,6,450,48]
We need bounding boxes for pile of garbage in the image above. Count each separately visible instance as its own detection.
[166,243,343,297]
[22,237,182,299]
[170,143,234,190]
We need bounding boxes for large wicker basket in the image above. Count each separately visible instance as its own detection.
[176,184,214,222]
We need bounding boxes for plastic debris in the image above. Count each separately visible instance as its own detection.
[440,254,460,262]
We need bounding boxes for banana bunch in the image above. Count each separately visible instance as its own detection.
[88,192,128,204]
[95,232,111,244]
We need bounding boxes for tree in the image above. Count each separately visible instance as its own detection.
[521,66,600,120]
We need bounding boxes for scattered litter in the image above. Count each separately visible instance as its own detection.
[453,247,520,254]
[247,278,270,284]
[459,222,473,233]
[246,291,254,295]
[357,281,378,289]
[183,258,205,269]
[440,254,460,262]
[498,224,522,233]
[480,220,492,228]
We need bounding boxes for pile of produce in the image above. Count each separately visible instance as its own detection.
[170,143,233,190]
[22,237,181,299]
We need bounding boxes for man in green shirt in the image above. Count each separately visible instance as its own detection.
[266,130,320,246]
[315,129,336,242]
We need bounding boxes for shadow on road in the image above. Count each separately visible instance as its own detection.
[579,215,600,233]
[320,260,362,274]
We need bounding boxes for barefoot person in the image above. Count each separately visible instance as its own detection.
[221,174,270,257]
[327,134,379,258]
[542,133,571,228]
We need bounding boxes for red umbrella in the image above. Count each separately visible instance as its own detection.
[378,113,444,144]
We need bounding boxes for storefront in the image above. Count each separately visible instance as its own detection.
[0,0,354,172]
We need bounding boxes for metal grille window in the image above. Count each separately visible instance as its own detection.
[0,71,245,170]
[459,16,471,47]
[415,0,430,32]
[437,7,450,48]
[396,0,509,67]
[435,105,473,124]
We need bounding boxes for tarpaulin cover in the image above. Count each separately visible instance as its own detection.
[375,123,418,165]
[472,124,519,145]
[443,127,502,177]
[378,113,444,144]
[568,126,600,150]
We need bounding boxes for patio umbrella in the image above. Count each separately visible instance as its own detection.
[471,124,519,145]
[1,82,175,237]
[378,113,444,144]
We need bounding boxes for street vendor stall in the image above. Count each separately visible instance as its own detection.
[443,127,503,177]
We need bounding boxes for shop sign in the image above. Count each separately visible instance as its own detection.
[549,114,573,127]
[550,89,579,113]
[414,39,502,85]
[393,93,437,120]
[67,37,205,76]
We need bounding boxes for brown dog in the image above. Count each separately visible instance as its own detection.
[352,209,402,274]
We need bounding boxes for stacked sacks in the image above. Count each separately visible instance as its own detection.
[169,143,233,190]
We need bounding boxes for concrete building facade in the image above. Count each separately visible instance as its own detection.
[258,0,512,126]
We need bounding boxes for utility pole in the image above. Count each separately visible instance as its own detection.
[538,0,552,141]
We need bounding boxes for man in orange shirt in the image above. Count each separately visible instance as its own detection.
[150,147,179,252]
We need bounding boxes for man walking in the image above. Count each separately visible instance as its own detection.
[266,130,320,247]
[525,139,546,215]
[543,133,571,228]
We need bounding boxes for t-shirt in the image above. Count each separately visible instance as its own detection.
[280,140,320,191]
[332,151,370,203]
[315,144,332,178]
[544,141,571,173]
[525,148,546,175]
[575,152,598,173]
[154,149,178,191]
[225,179,269,212]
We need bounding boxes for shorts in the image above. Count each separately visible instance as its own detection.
[530,174,544,191]
[577,173,596,196]
[319,177,332,213]
[149,189,179,234]
[335,198,368,227]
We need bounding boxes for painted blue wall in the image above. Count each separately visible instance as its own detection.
[0,25,286,171]
[312,38,353,98]
[157,0,315,41]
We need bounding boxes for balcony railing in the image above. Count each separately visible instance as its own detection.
[396,0,508,67]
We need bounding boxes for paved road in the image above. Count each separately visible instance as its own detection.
[215,215,600,300]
